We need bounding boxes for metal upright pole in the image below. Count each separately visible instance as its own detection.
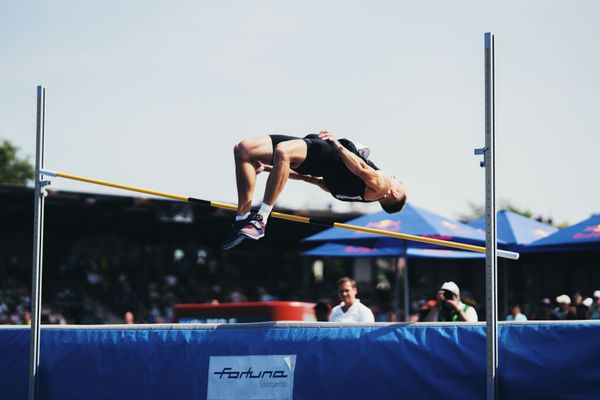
[402,242,410,321]
[29,85,48,400]
[483,32,498,400]
[393,258,400,321]
[403,259,409,322]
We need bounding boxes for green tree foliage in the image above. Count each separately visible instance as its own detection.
[459,199,566,228]
[501,202,533,218]
[457,201,485,223]
[0,140,34,185]
[460,200,535,222]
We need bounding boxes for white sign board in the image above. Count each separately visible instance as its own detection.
[207,355,296,400]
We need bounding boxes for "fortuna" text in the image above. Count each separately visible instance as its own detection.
[213,367,288,379]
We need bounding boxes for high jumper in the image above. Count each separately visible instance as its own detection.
[223,131,407,249]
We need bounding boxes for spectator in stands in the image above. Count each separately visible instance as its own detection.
[49,309,67,325]
[576,298,593,320]
[257,287,276,302]
[314,301,331,321]
[506,304,527,321]
[418,298,438,322]
[590,291,600,320]
[530,297,552,320]
[569,291,584,318]
[22,310,31,325]
[572,291,583,307]
[229,287,247,303]
[124,311,135,324]
[424,282,478,322]
[552,294,572,320]
[329,277,375,322]
[0,300,8,324]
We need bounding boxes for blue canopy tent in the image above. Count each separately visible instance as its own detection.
[407,248,487,259]
[303,243,485,259]
[468,210,557,250]
[467,210,558,315]
[304,203,489,248]
[303,204,490,320]
[523,214,600,252]
[303,243,404,258]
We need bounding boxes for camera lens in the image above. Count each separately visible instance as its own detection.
[444,290,455,300]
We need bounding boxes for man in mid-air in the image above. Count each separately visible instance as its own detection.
[223,131,407,249]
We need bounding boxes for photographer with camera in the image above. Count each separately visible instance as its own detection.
[424,282,478,322]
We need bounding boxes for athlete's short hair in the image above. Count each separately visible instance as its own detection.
[381,193,407,214]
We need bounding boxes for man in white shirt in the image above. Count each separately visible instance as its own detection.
[329,277,375,323]
[425,281,478,322]
[506,304,527,321]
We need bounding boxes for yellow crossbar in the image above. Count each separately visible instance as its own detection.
[40,169,519,260]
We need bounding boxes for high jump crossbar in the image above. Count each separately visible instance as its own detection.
[40,168,519,260]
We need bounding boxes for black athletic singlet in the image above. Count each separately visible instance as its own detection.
[270,134,380,202]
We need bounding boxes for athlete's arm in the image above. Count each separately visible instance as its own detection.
[255,162,330,193]
[254,162,271,174]
[295,173,330,192]
[318,131,387,198]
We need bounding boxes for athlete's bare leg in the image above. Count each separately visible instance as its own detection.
[263,139,307,206]
[224,137,307,250]
[233,137,274,216]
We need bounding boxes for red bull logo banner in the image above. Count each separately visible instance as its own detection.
[362,219,401,233]
[422,234,453,240]
[533,229,552,239]
[440,220,479,237]
[574,224,600,240]
[344,246,376,254]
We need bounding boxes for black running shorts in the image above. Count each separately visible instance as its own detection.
[269,134,343,177]
[269,134,379,201]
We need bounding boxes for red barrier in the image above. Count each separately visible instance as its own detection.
[173,301,317,323]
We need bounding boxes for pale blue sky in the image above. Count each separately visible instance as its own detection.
[1,1,598,225]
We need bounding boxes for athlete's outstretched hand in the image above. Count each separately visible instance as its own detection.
[319,130,342,150]
[253,161,272,174]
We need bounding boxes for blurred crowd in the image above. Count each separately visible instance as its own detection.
[1,241,294,325]
[2,242,600,325]
[0,279,67,325]
[524,291,600,321]
[408,289,600,323]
